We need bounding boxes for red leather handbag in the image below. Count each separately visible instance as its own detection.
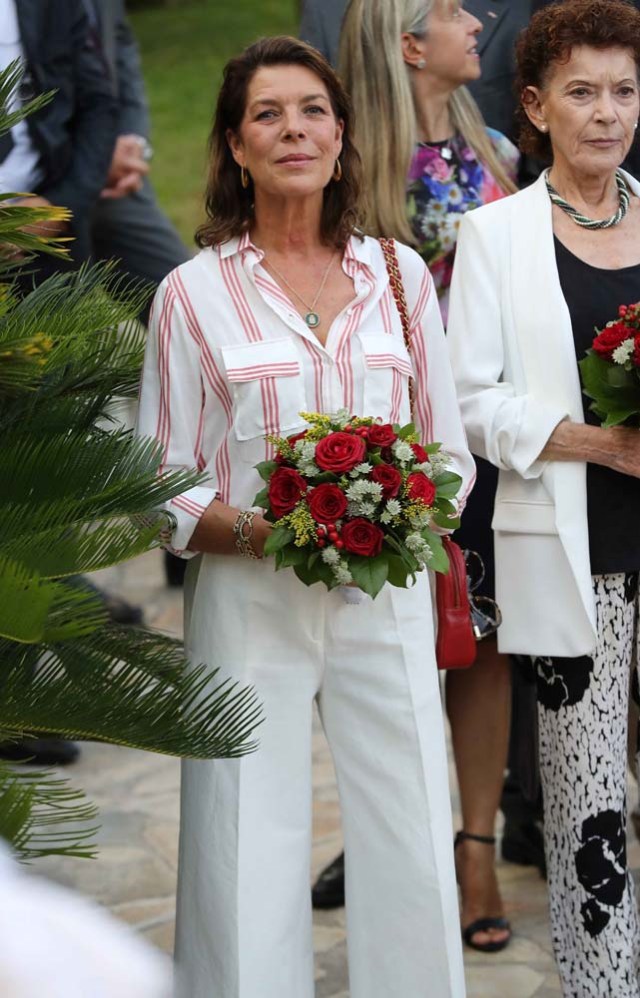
[435,537,477,670]
[380,238,477,670]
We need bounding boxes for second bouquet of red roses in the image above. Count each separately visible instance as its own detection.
[252,410,463,599]
[579,301,640,427]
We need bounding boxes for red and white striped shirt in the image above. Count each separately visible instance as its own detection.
[137,232,476,554]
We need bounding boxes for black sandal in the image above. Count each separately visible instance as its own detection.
[454,831,512,954]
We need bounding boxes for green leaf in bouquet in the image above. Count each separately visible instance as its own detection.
[348,554,389,598]
[263,524,295,556]
[293,558,337,589]
[431,511,461,530]
[382,532,404,555]
[423,532,450,574]
[383,533,421,573]
[256,460,279,483]
[386,553,413,589]
[252,486,269,509]
[600,407,640,428]
[397,422,417,440]
[277,546,307,569]
[579,352,640,425]
[434,471,463,499]
[434,497,458,516]
[313,471,339,484]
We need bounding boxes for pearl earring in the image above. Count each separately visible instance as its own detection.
[416,58,426,69]
[540,124,548,132]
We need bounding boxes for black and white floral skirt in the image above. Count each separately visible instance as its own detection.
[535,572,640,998]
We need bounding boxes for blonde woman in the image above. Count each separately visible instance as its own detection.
[336,0,518,954]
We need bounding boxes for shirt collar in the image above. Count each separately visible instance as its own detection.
[218,231,372,269]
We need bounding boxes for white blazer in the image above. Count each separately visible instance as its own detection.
[447,169,640,657]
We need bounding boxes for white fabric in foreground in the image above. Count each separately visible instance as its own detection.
[0,842,171,998]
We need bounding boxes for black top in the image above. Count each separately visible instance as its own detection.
[555,236,640,575]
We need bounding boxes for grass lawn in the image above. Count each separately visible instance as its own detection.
[130,1,298,245]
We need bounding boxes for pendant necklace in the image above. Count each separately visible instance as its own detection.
[265,251,336,329]
[545,169,630,229]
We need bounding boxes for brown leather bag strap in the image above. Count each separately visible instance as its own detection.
[379,236,416,417]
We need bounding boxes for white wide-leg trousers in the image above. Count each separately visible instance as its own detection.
[175,555,465,998]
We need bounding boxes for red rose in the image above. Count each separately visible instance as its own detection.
[592,322,632,360]
[341,517,384,557]
[371,463,402,499]
[268,467,308,518]
[315,431,366,473]
[406,472,437,507]
[308,483,348,524]
[367,423,397,448]
[634,334,640,367]
[411,442,429,464]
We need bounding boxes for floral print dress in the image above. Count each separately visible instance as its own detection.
[407,128,519,325]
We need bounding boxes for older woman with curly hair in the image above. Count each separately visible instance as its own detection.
[447,0,640,992]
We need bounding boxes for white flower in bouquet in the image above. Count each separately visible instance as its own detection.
[380,498,402,525]
[612,338,635,365]
[321,546,340,565]
[406,532,433,566]
[345,480,383,516]
[391,439,414,464]
[333,562,354,584]
[349,462,373,477]
[333,408,352,429]
[422,451,450,479]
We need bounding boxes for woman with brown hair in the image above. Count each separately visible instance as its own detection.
[137,35,474,998]
[447,1,640,991]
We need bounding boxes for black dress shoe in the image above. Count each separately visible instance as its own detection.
[0,738,80,765]
[312,851,345,909]
[501,821,546,878]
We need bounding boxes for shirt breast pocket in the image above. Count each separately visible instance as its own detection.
[221,338,307,442]
[359,332,414,423]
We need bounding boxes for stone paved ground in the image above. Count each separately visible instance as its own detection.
[35,551,640,997]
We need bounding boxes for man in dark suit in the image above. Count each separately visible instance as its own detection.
[87,0,190,588]
[465,0,531,141]
[87,0,189,329]
[1,0,117,263]
[299,0,347,67]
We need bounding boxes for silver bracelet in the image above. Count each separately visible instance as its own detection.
[233,510,261,559]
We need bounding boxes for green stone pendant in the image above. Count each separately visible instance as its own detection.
[305,311,320,328]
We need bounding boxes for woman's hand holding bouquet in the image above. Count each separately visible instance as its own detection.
[253,411,462,598]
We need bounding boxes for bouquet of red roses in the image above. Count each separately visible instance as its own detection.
[253,411,462,599]
[579,301,640,428]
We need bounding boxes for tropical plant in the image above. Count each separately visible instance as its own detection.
[0,63,261,861]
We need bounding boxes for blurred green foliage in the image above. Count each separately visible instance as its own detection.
[130,0,298,244]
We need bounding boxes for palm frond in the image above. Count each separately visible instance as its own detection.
[3,519,164,580]
[0,763,98,862]
[0,431,204,541]
[0,62,54,136]
[0,563,106,643]
[0,631,263,759]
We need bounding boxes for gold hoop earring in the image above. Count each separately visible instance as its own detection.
[240,165,249,189]
[332,159,342,182]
